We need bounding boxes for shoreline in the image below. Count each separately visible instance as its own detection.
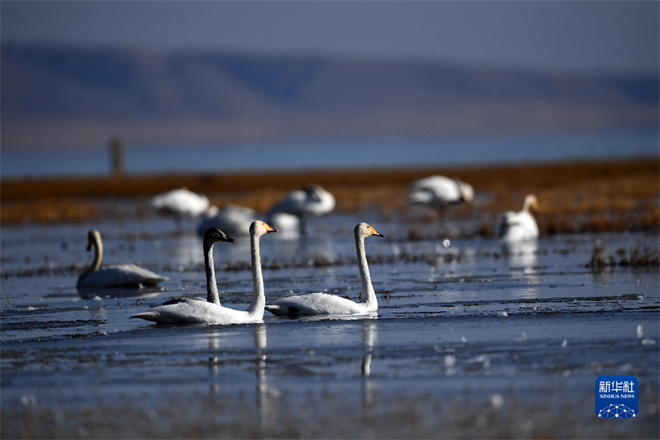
[2,158,658,232]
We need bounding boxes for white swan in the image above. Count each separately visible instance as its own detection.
[197,204,257,238]
[151,187,210,228]
[265,222,383,317]
[267,184,335,235]
[77,229,168,290]
[131,222,277,325]
[497,194,540,241]
[409,175,473,213]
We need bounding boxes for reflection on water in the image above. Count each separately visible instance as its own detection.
[503,239,540,299]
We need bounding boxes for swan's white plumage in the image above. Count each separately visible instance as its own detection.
[268,184,335,217]
[409,175,473,211]
[498,194,540,241]
[77,229,168,289]
[131,222,276,325]
[151,187,210,221]
[197,204,256,238]
[267,184,334,234]
[265,222,383,317]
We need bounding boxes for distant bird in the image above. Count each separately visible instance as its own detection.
[408,175,474,215]
[151,187,210,229]
[265,222,383,318]
[497,194,540,241]
[197,204,257,238]
[131,222,277,325]
[267,184,335,235]
[77,229,168,290]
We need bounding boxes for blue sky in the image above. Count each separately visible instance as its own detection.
[2,1,658,74]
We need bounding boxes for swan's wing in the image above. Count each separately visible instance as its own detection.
[151,189,209,217]
[197,204,256,237]
[131,299,258,325]
[498,212,538,241]
[268,189,335,217]
[409,176,461,207]
[79,264,168,288]
[266,292,369,317]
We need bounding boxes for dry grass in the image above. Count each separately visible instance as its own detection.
[2,159,658,235]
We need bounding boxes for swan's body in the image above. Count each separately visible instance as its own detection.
[197,204,257,238]
[131,222,277,325]
[265,222,383,317]
[409,176,473,212]
[77,229,168,290]
[151,187,210,227]
[498,194,540,241]
[267,184,335,235]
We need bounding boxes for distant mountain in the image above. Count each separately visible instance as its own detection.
[2,43,658,149]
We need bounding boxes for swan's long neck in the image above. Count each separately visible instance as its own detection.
[79,232,103,282]
[356,233,376,305]
[247,232,265,316]
[204,242,221,305]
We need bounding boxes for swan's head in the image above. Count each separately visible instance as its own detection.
[204,227,235,245]
[304,184,323,202]
[250,220,279,237]
[522,194,540,214]
[457,180,474,204]
[86,229,101,251]
[355,222,384,239]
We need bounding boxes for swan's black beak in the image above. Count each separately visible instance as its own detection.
[269,227,279,233]
[226,236,235,244]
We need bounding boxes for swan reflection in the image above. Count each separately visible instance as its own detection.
[503,240,540,299]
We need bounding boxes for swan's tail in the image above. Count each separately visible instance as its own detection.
[130,312,181,324]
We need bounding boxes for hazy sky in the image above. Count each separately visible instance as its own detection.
[2,1,658,74]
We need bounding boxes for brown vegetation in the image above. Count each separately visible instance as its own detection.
[2,158,658,236]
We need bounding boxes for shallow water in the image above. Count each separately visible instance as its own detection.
[1,210,658,437]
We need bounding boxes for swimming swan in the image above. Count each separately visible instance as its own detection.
[77,229,169,290]
[497,194,540,241]
[265,222,383,317]
[131,222,277,324]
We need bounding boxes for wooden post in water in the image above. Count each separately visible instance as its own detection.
[110,136,124,177]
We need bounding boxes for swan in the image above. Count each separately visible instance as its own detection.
[265,222,383,317]
[409,175,473,213]
[497,194,540,241]
[131,222,277,324]
[267,184,335,235]
[197,204,257,238]
[151,187,210,228]
[77,229,168,290]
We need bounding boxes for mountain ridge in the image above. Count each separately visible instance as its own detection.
[2,43,657,149]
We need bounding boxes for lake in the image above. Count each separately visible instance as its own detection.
[2,128,657,178]
[1,207,658,438]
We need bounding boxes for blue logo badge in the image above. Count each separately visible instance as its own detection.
[595,375,638,419]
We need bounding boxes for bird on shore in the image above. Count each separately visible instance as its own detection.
[151,187,210,229]
[131,222,277,325]
[77,229,168,290]
[267,184,335,236]
[497,194,540,241]
[265,222,383,318]
[408,175,474,215]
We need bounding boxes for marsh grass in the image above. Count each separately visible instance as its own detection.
[2,159,658,237]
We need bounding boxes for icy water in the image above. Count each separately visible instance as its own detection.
[1,210,658,437]
[2,128,658,178]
